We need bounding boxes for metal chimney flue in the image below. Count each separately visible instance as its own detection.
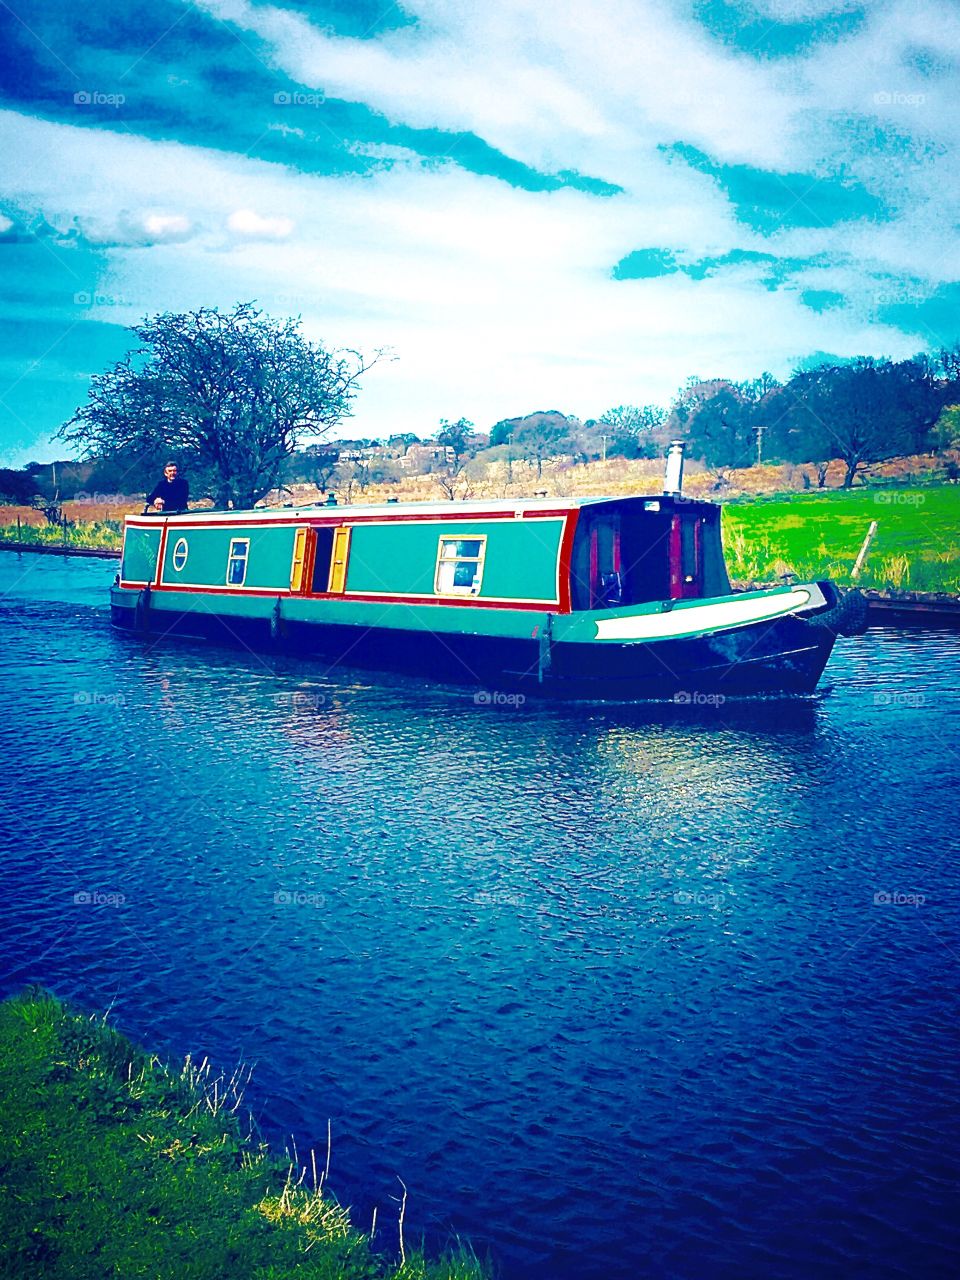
[664,440,685,496]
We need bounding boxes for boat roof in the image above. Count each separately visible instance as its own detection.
[136,493,715,525]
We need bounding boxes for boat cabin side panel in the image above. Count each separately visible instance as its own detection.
[120,511,572,609]
[157,523,300,592]
[120,525,164,586]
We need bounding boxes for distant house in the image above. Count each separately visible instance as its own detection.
[399,444,456,473]
[331,440,392,464]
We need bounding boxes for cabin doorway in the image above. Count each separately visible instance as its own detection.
[669,514,703,599]
[311,527,335,592]
[308,525,351,594]
[589,517,622,607]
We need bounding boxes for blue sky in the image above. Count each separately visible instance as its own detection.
[1,0,958,464]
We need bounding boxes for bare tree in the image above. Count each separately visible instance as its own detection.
[305,445,341,492]
[432,417,477,499]
[59,302,383,509]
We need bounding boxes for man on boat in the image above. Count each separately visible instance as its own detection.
[145,462,189,513]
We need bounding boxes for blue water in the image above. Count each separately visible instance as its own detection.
[1,552,959,1280]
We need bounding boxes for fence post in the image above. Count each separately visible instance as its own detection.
[851,520,878,580]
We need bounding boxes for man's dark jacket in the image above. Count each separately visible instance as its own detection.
[145,476,189,510]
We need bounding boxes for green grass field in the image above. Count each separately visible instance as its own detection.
[0,989,487,1280]
[721,484,960,593]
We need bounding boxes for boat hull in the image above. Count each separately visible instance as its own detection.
[110,586,839,702]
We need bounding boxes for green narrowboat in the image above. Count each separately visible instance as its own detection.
[110,455,864,700]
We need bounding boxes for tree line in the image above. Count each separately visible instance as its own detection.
[3,303,958,509]
[668,355,957,488]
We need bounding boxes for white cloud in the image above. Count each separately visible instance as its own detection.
[142,212,192,238]
[196,0,960,213]
[76,207,195,246]
[226,208,295,239]
[0,213,13,234]
[198,0,800,177]
[0,107,924,451]
[3,0,959,455]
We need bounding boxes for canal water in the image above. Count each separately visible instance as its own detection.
[1,553,959,1280]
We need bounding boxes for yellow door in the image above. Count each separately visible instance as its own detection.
[290,527,308,592]
[328,526,351,594]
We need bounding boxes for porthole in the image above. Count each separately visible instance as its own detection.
[172,537,189,572]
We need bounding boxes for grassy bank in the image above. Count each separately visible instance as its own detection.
[0,520,122,552]
[0,989,487,1280]
[721,485,960,593]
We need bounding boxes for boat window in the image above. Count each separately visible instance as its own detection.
[171,537,188,572]
[571,510,672,609]
[226,538,249,586]
[435,536,485,596]
[593,519,622,608]
[576,517,623,608]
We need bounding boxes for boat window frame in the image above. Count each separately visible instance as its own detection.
[226,537,250,587]
[310,526,336,593]
[171,537,189,573]
[434,534,487,597]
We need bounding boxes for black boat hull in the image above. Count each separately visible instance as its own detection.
[110,590,838,702]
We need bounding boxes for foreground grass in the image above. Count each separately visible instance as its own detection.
[721,484,960,593]
[0,989,486,1280]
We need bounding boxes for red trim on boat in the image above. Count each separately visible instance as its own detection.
[669,515,682,600]
[341,592,554,612]
[154,525,169,587]
[302,527,318,596]
[557,511,578,614]
[125,509,575,531]
[148,584,288,598]
[588,525,598,608]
